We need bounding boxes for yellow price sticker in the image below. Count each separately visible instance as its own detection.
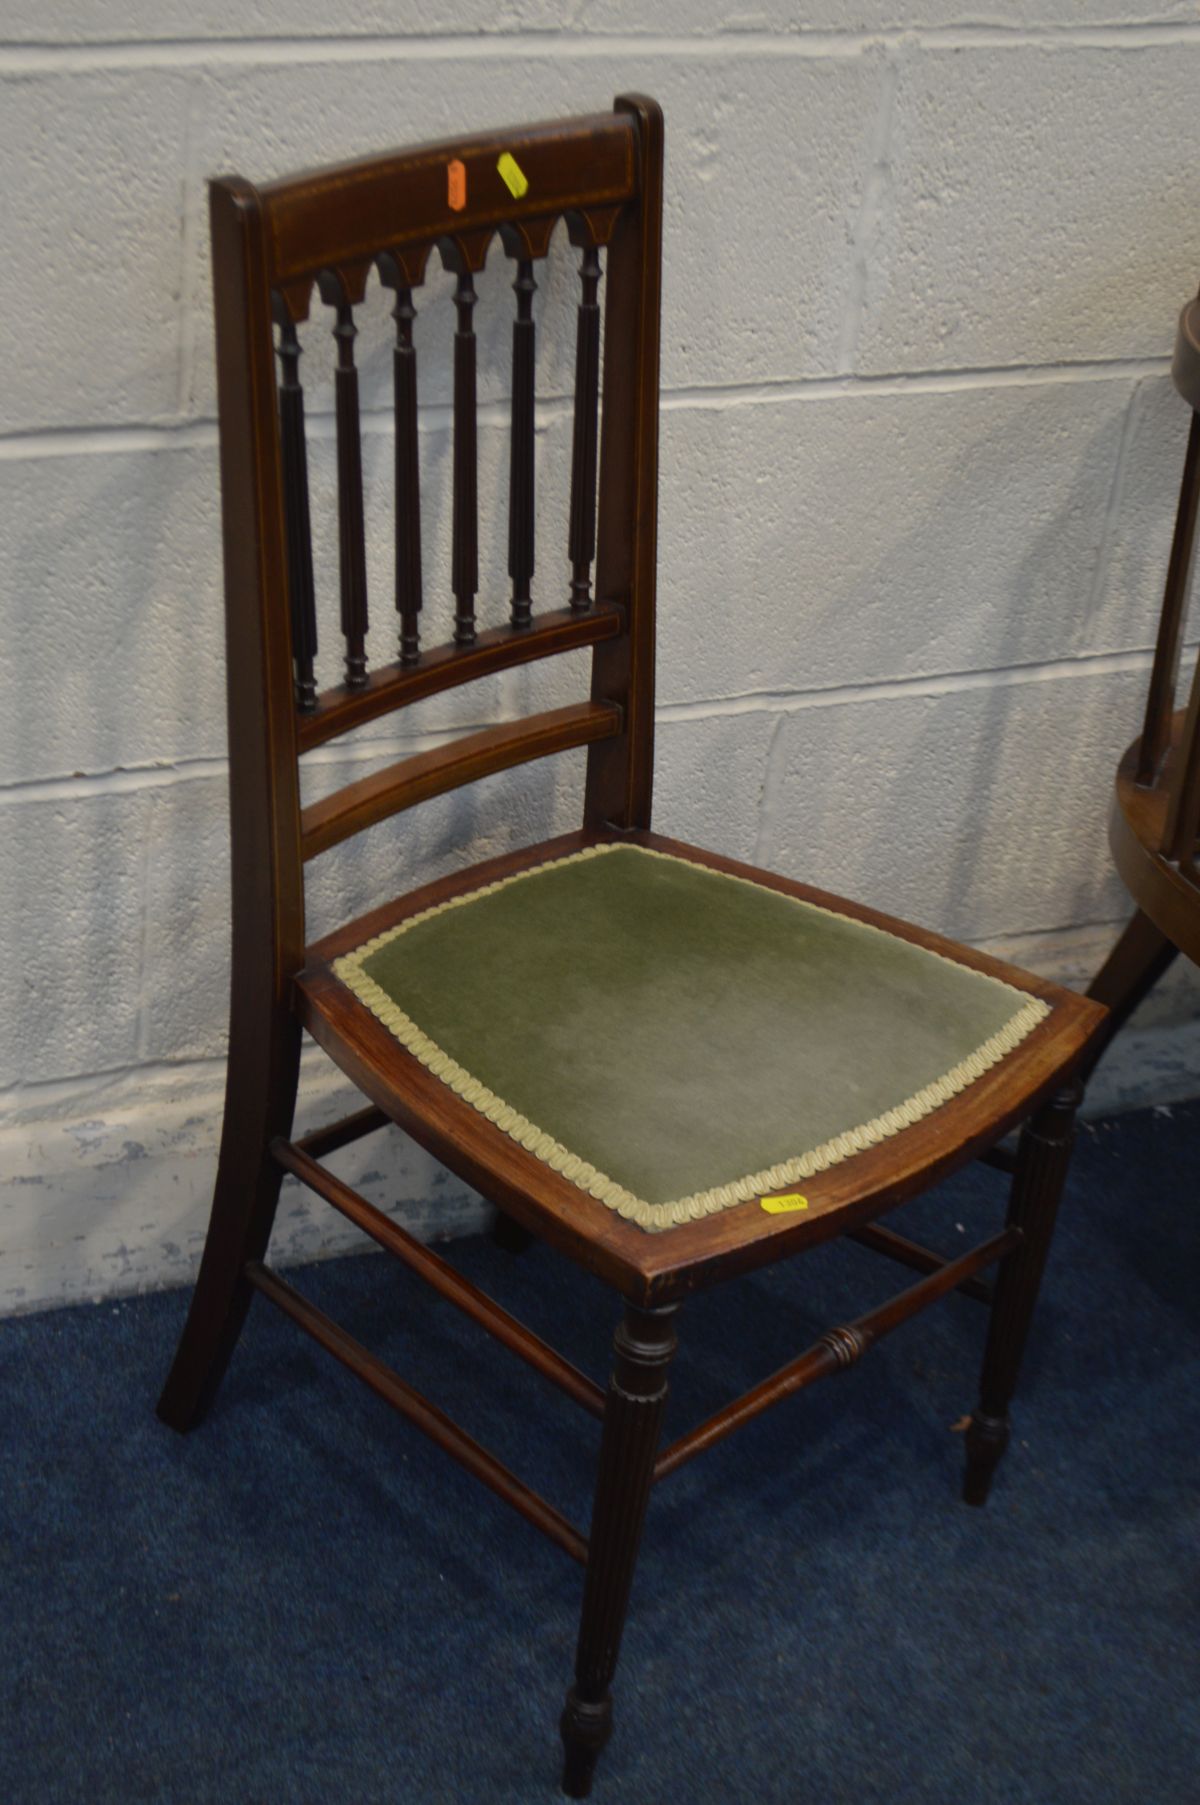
[497,152,530,199]
[760,1192,809,1214]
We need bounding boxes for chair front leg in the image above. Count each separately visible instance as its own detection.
[964,1078,1081,1506]
[560,1300,678,1799]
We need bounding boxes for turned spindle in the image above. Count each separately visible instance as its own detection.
[508,259,537,631]
[568,245,602,614]
[275,315,318,710]
[392,285,423,667]
[451,269,479,648]
[331,299,370,688]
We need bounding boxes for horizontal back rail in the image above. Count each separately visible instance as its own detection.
[296,602,623,753]
[300,699,620,859]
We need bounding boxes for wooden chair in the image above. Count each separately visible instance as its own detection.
[158,96,1105,1796]
[1085,291,1200,1060]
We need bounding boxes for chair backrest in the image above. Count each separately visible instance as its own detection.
[1138,289,1200,884]
[210,95,663,982]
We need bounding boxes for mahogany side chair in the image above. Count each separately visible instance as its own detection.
[158,95,1106,1796]
[1085,287,1200,1064]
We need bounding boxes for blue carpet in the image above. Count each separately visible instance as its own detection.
[2,1101,1197,1803]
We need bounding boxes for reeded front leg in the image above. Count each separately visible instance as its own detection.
[560,1301,678,1798]
[964,1079,1081,1506]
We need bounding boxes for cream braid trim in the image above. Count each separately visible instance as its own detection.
[332,843,1052,1234]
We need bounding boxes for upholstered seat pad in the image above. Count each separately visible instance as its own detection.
[333,845,1048,1231]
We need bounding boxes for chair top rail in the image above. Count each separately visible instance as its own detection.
[250,110,639,315]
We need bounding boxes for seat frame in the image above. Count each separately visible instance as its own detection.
[157,94,1105,1798]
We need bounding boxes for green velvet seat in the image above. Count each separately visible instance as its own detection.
[333,843,1049,1234]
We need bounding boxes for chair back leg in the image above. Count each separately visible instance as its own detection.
[157,998,302,1431]
[560,1301,678,1798]
[963,1080,1081,1506]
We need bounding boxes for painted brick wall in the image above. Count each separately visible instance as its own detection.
[3,5,1199,1314]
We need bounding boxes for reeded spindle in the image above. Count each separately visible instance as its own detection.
[275,318,318,710]
[333,301,369,688]
[452,270,478,648]
[392,286,423,667]
[568,245,602,613]
[508,260,537,630]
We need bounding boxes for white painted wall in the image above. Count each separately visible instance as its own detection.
[3,5,1199,1316]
